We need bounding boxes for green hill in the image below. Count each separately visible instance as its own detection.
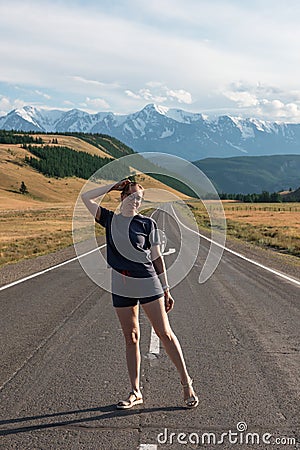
[193,154,300,194]
[281,187,300,202]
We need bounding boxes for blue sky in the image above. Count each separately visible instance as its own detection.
[1,0,300,121]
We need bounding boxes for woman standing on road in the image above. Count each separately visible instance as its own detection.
[81,179,199,409]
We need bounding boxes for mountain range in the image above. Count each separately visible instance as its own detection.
[1,103,300,160]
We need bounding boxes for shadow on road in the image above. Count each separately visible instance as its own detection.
[0,404,185,436]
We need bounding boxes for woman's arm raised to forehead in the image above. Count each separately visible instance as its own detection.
[81,179,131,218]
[81,183,116,219]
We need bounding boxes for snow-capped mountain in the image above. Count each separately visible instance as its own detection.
[1,103,300,160]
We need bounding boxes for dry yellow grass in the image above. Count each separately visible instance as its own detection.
[223,203,300,241]
[0,143,88,207]
[187,199,300,256]
[31,134,113,158]
[0,206,75,266]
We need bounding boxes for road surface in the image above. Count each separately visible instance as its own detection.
[0,209,299,449]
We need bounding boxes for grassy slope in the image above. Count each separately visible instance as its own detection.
[33,134,114,158]
[0,134,189,267]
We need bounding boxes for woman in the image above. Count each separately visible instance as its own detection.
[81,179,199,409]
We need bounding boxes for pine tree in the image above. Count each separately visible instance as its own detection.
[20,181,28,194]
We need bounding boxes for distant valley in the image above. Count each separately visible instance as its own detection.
[194,154,300,194]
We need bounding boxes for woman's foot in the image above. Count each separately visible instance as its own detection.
[181,378,199,408]
[116,390,143,409]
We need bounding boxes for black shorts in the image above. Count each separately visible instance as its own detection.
[112,292,163,308]
[111,268,164,308]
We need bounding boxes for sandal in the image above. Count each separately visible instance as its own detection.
[116,390,143,409]
[181,378,199,409]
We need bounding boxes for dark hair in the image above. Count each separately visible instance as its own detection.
[121,181,144,197]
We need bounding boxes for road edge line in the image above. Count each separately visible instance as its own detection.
[0,245,107,292]
[170,204,300,287]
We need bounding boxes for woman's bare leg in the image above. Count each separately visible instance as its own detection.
[115,304,141,395]
[142,297,196,401]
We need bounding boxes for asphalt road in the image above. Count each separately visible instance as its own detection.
[0,208,299,450]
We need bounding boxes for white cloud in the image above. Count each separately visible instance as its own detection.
[257,99,300,121]
[63,100,75,106]
[71,76,119,89]
[13,85,52,101]
[0,96,26,116]
[0,97,10,111]
[71,76,106,87]
[221,82,300,122]
[81,97,110,111]
[125,90,142,100]
[125,84,192,105]
[35,90,51,100]
[223,90,259,107]
[166,89,192,104]
[145,81,165,88]
[139,88,167,103]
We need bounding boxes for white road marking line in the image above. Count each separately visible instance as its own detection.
[170,204,300,288]
[139,445,157,449]
[0,245,107,292]
[143,210,160,449]
[149,326,160,355]
[162,248,176,256]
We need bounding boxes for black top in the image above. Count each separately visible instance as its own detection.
[96,207,161,275]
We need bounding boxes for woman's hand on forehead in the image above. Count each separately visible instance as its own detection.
[113,179,131,191]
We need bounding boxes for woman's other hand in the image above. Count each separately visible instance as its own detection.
[164,290,174,313]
